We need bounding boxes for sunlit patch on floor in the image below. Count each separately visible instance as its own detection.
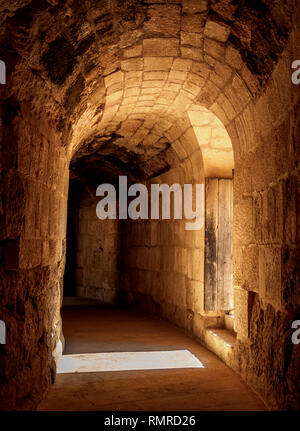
[57,349,204,373]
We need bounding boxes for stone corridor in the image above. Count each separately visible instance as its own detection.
[0,0,299,411]
[38,300,265,411]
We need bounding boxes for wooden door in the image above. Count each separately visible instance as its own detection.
[204,179,233,312]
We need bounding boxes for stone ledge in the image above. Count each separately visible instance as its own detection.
[201,327,236,367]
[224,313,235,332]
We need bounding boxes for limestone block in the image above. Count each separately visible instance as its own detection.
[233,195,254,245]
[186,278,195,308]
[144,57,173,71]
[156,91,177,105]
[233,116,248,156]
[194,281,204,314]
[252,192,263,241]
[144,5,181,37]
[143,38,179,56]
[180,127,199,155]
[224,86,243,116]
[225,45,243,69]
[181,46,203,61]
[187,248,201,281]
[106,90,123,106]
[284,176,297,245]
[172,273,186,306]
[182,0,208,13]
[132,106,152,114]
[180,32,202,47]
[252,95,272,139]
[191,62,211,79]
[104,70,123,88]
[216,93,236,121]
[232,74,252,107]
[121,58,143,71]
[234,286,250,339]
[193,312,205,338]
[19,239,42,269]
[204,38,225,61]
[174,307,193,332]
[42,240,50,267]
[196,79,220,107]
[124,73,142,87]
[172,58,192,71]
[150,247,160,272]
[204,19,231,42]
[41,187,50,238]
[141,81,164,90]
[259,246,282,309]
[180,247,189,275]
[209,71,225,89]
[240,65,259,96]
[58,196,68,239]
[124,87,139,98]
[123,45,142,59]
[241,245,259,293]
[151,272,163,302]
[183,75,204,95]
[150,221,158,246]
[24,180,37,239]
[182,13,206,32]
[106,81,123,96]
[123,95,138,105]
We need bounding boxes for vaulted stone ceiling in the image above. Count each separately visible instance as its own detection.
[0,0,299,412]
[0,0,296,183]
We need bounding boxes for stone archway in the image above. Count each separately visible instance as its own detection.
[0,0,299,411]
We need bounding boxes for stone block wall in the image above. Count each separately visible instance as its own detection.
[0,86,69,409]
[75,203,120,304]
[120,148,206,332]
[231,18,300,409]
[0,0,299,412]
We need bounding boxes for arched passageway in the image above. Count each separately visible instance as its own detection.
[0,0,299,411]
[66,101,234,325]
[38,303,265,411]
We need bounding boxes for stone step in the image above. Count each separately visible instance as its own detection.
[224,314,235,332]
[202,327,236,367]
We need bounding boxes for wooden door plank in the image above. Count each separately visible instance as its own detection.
[204,179,218,311]
[217,179,233,311]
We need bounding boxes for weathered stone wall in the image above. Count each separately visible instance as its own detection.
[75,200,119,304]
[0,87,69,409]
[231,16,300,410]
[120,150,205,331]
[0,0,299,412]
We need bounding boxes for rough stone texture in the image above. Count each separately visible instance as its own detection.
[75,200,119,304]
[119,156,205,332]
[0,0,299,411]
[0,79,68,409]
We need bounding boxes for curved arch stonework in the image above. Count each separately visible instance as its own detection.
[0,0,299,410]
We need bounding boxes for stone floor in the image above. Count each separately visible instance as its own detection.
[38,301,266,411]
